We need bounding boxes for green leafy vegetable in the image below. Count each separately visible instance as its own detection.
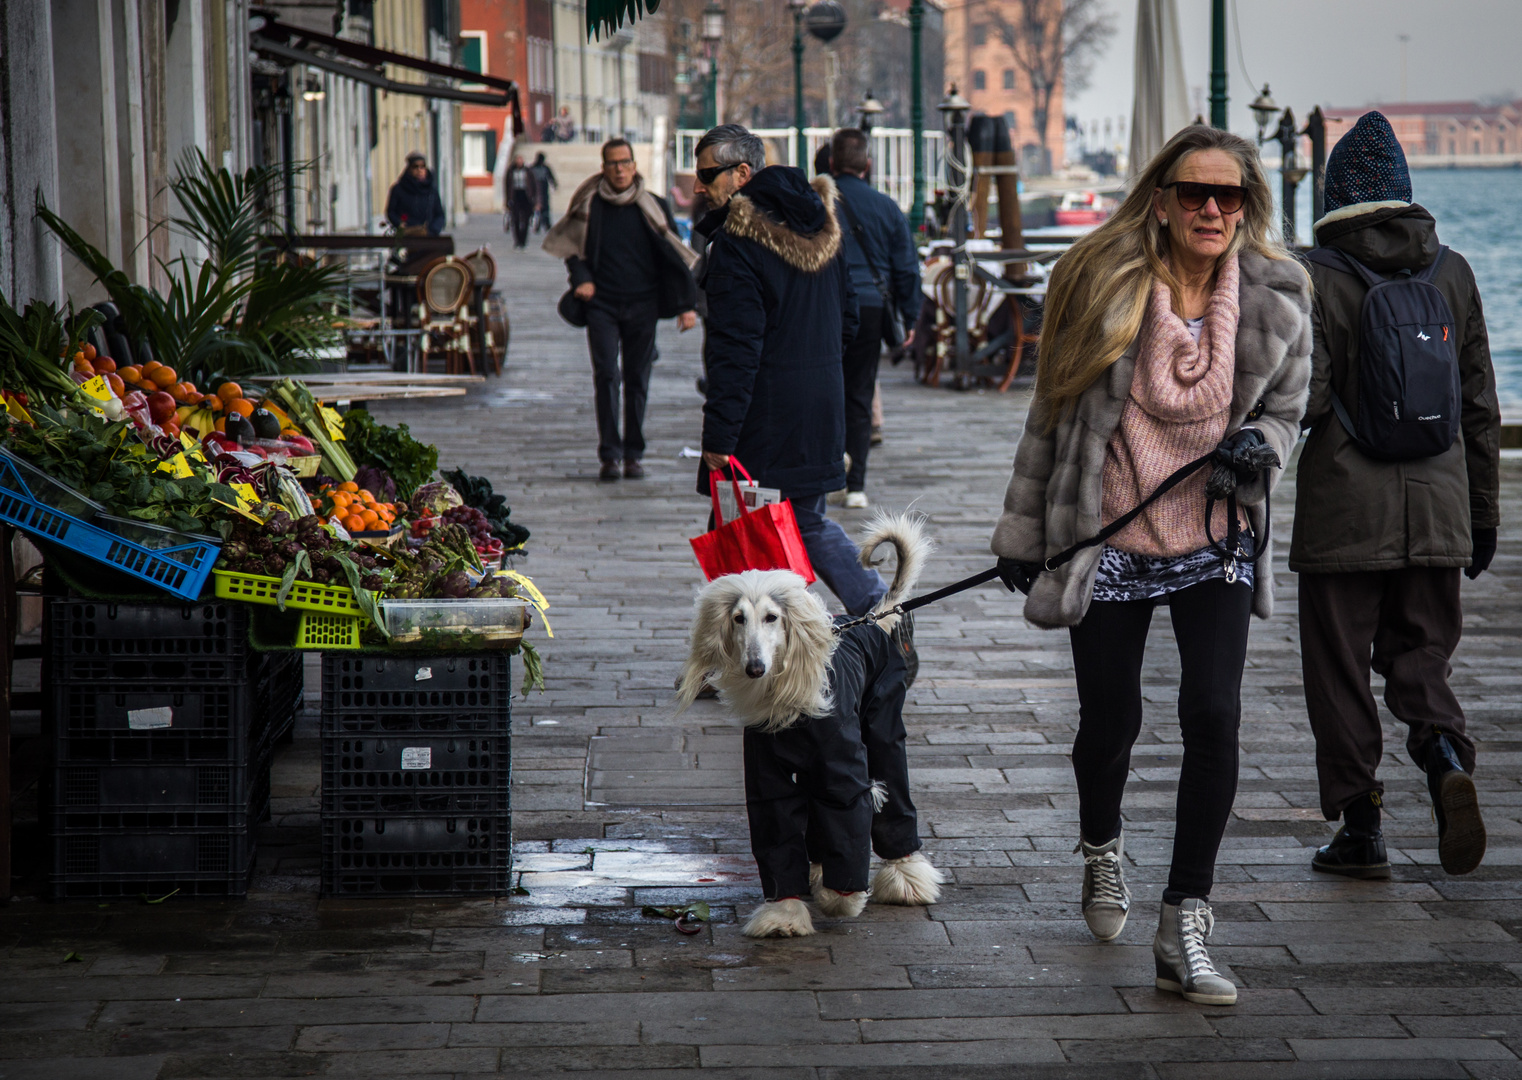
[442,467,530,547]
[519,639,544,696]
[342,410,437,501]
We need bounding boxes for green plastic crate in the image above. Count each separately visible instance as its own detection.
[213,570,364,616]
[296,612,365,650]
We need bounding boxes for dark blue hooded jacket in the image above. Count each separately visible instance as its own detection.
[385,168,447,235]
[699,167,858,498]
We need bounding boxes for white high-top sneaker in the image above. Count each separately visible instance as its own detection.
[1077,833,1130,941]
[1153,898,1237,1005]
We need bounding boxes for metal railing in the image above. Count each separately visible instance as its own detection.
[675,127,944,215]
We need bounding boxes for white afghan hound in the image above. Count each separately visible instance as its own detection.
[678,512,945,937]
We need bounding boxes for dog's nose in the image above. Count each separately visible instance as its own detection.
[745,660,766,679]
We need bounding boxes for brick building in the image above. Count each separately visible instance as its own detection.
[1325,100,1522,166]
[459,0,554,210]
[943,0,1065,174]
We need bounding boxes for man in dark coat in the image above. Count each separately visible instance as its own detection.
[530,152,558,232]
[543,139,698,479]
[1293,111,1501,880]
[504,155,538,249]
[385,152,446,236]
[697,164,888,616]
[830,128,921,508]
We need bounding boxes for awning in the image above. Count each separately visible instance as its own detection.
[251,14,524,127]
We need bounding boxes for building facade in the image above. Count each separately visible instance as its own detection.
[1325,101,1522,168]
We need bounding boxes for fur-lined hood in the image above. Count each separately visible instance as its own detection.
[724,169,842,273]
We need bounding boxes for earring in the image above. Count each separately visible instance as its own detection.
[1160,217,1169,226]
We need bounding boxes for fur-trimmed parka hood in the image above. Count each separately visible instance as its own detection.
[724,167,841,272]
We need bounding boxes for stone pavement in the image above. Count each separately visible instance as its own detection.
[2,214,1521,1079]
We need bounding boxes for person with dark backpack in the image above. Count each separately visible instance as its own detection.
[1293,111,1501,880]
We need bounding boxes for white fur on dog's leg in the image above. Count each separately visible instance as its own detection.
[809,863,822,891]
[812,885,869,918]
[869,779,889,812]
[742,898,815,938]
[871,851,945,906]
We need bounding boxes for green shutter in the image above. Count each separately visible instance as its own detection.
[461,36,483,74]
[585,0,659,40]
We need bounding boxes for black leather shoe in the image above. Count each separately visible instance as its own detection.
[1426,732,1486,875]
[599,461,621,481]
[1312,826,1391,880]
[623,460,646,479]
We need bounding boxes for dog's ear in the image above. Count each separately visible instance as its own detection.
[675,583,737,712]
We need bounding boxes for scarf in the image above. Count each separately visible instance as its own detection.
[1101,253,1243,556]
[541,173,699,270]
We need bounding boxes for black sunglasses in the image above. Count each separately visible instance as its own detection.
[696,161,741,185]
[1163,181,1247,215]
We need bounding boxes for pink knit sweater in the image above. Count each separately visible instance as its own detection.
[1102,254,1245,556]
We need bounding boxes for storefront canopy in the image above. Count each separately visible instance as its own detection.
[251,15,523,124]
[585,0,659,40]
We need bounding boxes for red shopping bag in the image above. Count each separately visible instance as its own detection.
[689,458,816,584]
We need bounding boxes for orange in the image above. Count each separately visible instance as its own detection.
[119,365,142,383]
[105,373,126,397]
[204,395,223,412]
[360,509,379,526]
[229,399,255,418]
[339,481,359,493]
[149,367,177,388]
[343,514,365,532]
[71,357,93,373]
[142,360,162,375]
[216,381,243,401]
[215,417,226,433]
[82,343,97,361]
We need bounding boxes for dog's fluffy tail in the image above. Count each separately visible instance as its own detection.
[859,512,933,632]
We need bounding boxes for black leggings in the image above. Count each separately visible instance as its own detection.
[1069,577,1252,903]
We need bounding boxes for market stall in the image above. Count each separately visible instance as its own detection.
[0,299,543,901]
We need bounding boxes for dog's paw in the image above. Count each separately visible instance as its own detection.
[742,898,816,938]
[812,885,869,918]
[871,851,945,906]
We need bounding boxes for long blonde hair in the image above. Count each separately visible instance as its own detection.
[1035,125,1289,422]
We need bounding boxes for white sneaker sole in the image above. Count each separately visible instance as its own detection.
[1155,961,1237,1005]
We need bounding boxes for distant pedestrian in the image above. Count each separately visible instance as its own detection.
[830,128,920,508]
[551,106,577,144]
[695,158,897,629]
[543,138,698,480]
[1293,111,1501,880]
[505,155,536,249]
[991,126,1312,1006]
[384,151,446,236]
[530,152,558,231]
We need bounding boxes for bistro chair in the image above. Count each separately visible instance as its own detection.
[415,256,475,375]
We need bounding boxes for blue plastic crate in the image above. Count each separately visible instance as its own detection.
[0,449,218,601]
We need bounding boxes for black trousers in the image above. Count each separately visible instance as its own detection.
[1069,577,1253,902]
[508,191,533,248]
[1299,568,1475,821]
[585,295,658,464]
[843,306,884,492]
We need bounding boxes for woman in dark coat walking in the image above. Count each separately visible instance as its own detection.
[505,155,537,249]
[385,152,446,236]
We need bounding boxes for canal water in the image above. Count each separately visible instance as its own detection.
[1284,167,1522,412]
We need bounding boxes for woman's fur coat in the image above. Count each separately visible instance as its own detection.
[991,248,1313,629]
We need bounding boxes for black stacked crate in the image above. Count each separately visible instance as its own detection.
[45,600,304,899]
[321,654,512,896]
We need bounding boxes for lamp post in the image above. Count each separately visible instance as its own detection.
[908,0,925,232]
[1250,86,1310,247]
[939,84,971,378]
[702,0,724,128]
[857,91,883,133]
[1209,0,1227,128]
[789,0,808,166]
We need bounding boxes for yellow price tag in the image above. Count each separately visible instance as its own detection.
[5,395,33,425]
[77,376,115,415]
[213,499,266,524]
[179,431,207,462]
[319,406,346,441]
[231,482,262,508]
[498,570,553,638]
[156,452,196,479]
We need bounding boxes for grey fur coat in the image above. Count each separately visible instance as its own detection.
[991,249,1313,629]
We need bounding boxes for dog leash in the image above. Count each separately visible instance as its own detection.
[834,449,1226,635]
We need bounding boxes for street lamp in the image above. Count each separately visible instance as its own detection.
[1249,84,1279,144]
[702,0,723,128]
[789,0,808,167]
[939,84,972,376]
[908,0,925,233]
[857,91,883,133]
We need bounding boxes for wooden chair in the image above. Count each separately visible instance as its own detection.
[416,257,475,375]
[462,248,502,375]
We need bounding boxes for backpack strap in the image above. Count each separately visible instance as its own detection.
[1412,245,1450,283]
[1304,246,1384,290]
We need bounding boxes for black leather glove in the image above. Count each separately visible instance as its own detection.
[1467,527,1497,580]
[1205,428,1282,500]
[996,557,1040,596]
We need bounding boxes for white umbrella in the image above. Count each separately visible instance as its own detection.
[1129,0,1191,175]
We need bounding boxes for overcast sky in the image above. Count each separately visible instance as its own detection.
[1065,0,1522,142]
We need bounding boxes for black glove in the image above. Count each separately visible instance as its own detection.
[1205,428,1282,500]
[1466,527,1497,580]
[997,557,1040,596]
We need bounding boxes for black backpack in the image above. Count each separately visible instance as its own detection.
[1304,245,1461,460]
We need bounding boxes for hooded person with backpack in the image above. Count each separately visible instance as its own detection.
[1294,111,1501,880]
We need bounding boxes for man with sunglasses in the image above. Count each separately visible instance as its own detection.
[544,138,699,480]
[688,126,766,397]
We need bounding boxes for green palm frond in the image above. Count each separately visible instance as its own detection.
[586,0,659,39]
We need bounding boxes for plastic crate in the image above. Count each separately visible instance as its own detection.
[49,760,269,830]
[323,734,509,815]
[49,824,256,900]
[321,654,511,714]
[49,650,296,764]
[321,814,510,896]
[213,570,364,615]
[296,612,364,650]
[49,599,250,663]
[0,451,218,602]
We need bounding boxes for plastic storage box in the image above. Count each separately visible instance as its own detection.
[324,733,510,815]
[321,814,511,896]
[379,598,528,648]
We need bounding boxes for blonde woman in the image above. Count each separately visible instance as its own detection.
[991,126,1312,1005]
